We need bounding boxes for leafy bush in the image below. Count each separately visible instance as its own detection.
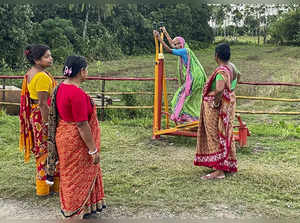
[0,4,34,69]
[269,9,300,45]
[84,23,123,60]
[32,17,79,63]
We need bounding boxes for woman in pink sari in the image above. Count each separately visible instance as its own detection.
[194,43,240,180]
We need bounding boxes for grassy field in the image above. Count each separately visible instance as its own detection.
[215,35,271,45]
[0,44,300,218]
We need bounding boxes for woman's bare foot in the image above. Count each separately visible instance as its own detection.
[201,170,225,180]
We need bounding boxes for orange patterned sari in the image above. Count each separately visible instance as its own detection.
[55,105,105,218]
[194,65,237,173]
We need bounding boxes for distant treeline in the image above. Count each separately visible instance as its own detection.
[0,3,213,69]
[0,3,299,70]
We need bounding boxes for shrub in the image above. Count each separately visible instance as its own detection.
[31,17,79,63]
[269,9,300,45]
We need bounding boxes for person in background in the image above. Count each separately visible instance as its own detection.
[194,43,240,180]
[19,44,59,196]
[153,27,207,123]
[46,55,105,219]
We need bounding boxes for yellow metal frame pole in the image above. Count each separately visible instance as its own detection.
[153,31,160,139]
[161,32,169,129]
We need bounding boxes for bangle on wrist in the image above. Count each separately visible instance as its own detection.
[88,149,97,155]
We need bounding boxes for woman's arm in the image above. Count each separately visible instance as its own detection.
[37,91,50,123]
[160,27,174,48]
[230,62,241,83]
[213,79,226,108]
[77,121,100,164]
[153,30,172,53]
[237,73,241,83]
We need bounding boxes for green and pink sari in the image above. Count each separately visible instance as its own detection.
[171,37,207,123]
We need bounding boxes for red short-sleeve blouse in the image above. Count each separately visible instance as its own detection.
[56,83,93,122]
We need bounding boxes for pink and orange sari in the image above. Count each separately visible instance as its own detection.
[47,85,105,219]
[194,65,237,173]
[56,106,105,218]
[19,74,59,196]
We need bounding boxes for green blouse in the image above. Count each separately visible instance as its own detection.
[210,73,238,91]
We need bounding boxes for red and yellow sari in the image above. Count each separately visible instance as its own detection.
[19,74,59,196]
[194,65,237,173]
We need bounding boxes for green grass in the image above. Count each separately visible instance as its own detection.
[0,44,300,218]
[0,110,300,217]
[215,35,272,45]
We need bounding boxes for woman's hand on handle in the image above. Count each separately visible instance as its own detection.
[160,26,167,33]
[153,30,159,37]
[160,26,173,47]
[153,30,172,53]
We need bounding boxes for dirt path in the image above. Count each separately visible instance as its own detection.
[0,198,59,220]
[0,198,253,221]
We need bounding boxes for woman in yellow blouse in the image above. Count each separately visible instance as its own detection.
[19,44,59,196]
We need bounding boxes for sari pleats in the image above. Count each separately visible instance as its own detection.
[194,66,237,173]
[56,107,105,218]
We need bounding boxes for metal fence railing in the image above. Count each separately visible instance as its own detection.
[1,76,300,119]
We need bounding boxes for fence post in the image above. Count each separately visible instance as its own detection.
[2,79,6,101]
[101,80,105,121]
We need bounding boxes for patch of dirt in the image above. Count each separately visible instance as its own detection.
[0,198,256,220]
[0,198,60,220]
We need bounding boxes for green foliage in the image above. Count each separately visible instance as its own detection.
[0,4,34,69]
[83,23,123,60]
[32,17,78,63]
[103,4,153,55]
[0,3,213,70]
[269,8,300,45]
[244,15,259,36]
[122,94,137,118]
[149,3,213,43]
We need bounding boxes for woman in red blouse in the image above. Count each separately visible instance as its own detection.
[46,56,105,219]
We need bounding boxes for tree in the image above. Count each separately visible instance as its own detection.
[0,3,214,69]
[0,4,34,69]
[232,6,243,40]
[32,17,79,62]
[221,4,231,38]
[215,5,225,37]
[269,8,300,45]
